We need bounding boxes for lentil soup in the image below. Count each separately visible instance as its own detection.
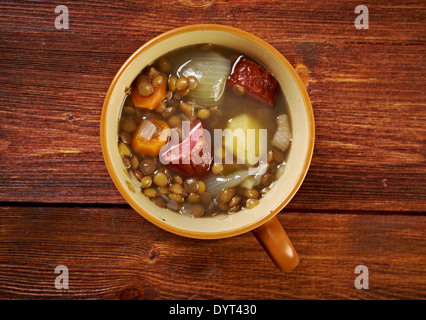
[118,44,292,218]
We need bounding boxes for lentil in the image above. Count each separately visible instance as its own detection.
[121,119,137,133]
[141,176,152,188]
[218,201,229,211]
[197,108,210,120]
[139,159,156,175]
[218,188,236,203]
[211,163,224,175]
[175,77,189,91]
[157,57,171,73]
[191,204,204,217]
[138,81,154,96]
[133,170,143,181]
[229,195,241,208]
[246,198,260,209]
[119,132,131,145]
[187,76,199,89]
[143,188,158,198]
[273,147,285,163]
[228,205,241,213]
[153,171,168,187]
[184,178,199,193]
[261,173,275,187]
[118,142,131,157]
[177,87,190,96]
[267,149,274,163]
[162,106,176,119]
[170,184,187,197]
[173,175,183,185]
[168,114,182,128]
[151,197,165,208]
[187,193,201,204]
[168,76,177,92]
[158,186,170,195]
[244,188,260,199]
[152,75,164,88]
[200,192,212,205]
[169,192,184,204]
[130,155,139,170]
[197,181,206,194]
[122,157,131,169]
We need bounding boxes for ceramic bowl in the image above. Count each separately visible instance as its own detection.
[101,24,314,271]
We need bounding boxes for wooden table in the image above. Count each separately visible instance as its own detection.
[0,0,425,300]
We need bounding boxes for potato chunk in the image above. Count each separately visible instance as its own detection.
[271,114,292,152]
[223,113,264,165]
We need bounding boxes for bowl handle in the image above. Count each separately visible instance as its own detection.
[252,216,299,272]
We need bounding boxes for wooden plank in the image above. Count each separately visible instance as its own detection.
[0,39,424,211]
[0,206,424,299]
[0,0,425,211]
[0,0,424,45]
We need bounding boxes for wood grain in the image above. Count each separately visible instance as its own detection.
[0,206,425,299]
[0,1,425,211]
[1,0,424,45]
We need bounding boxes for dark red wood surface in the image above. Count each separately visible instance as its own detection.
[0,0,425,299]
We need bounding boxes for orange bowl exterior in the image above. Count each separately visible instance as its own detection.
[101,24,314,239]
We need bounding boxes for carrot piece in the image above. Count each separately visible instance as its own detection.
[132,118,170,157]
[130,74,167,110]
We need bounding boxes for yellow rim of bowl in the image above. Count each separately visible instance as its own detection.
[100,24,315,239]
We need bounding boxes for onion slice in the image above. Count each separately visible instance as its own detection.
[204,162,268,198]
[271,114,292,152]
[204,170,250,198]
[137,119,157,141]
[177,52,231,107]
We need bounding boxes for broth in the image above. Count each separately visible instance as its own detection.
[118,44,292,218]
